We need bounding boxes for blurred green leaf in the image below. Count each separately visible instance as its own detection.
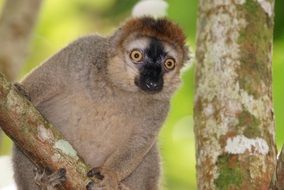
[273,40,284,147]
[274,0,284,39]
[0,0,3,11]
[103,0,139,17]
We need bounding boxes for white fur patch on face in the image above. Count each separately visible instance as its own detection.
[124,37,150,53]
[124,37,180,64]
[123,38,149,77]
[163,43,179,62]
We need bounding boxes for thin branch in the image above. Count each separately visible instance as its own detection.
[0,73,96,189]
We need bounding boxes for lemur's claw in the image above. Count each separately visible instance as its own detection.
[87,167,104,180]
[86,180,95,190]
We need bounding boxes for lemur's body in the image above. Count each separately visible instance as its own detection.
[13,17,188,190]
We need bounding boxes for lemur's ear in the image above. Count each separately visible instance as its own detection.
[108,27,124,57]
[182,44,193,68]
[132,0,168,18]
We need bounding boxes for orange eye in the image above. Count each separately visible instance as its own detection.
[130,50,143,63]
[164,58,176,70]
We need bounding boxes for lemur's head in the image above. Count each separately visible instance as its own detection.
[107,17,189,100]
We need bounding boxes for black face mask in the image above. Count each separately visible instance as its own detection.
[135,38,167,93]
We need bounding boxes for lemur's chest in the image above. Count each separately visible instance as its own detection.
[36,88,154,166]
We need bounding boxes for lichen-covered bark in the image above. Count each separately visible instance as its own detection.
[0,73,95,189]
[194,0,276,189]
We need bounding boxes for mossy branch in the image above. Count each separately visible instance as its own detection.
[0,72,95,189]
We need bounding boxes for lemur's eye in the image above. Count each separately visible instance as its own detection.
[130,49,143,63]
[164,58,176,71]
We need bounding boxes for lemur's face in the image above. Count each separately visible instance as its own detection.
[108,35,187,100]
[126,36,178,93]
[107,17,189,100]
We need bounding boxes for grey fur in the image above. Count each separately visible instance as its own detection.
[13,32,185,190]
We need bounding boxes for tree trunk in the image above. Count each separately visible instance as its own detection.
[194,0,276,189]
[0,0,42,149]
[0,73,95,189]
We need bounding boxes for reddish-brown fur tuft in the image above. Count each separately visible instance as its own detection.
[118,17,187,49]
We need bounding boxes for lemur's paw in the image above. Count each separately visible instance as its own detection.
[86,181,96,190]
[87,167,104,180]
[34,167,66,190]
[86,167,119,190]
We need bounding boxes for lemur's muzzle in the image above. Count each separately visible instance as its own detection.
[135,64,163,93]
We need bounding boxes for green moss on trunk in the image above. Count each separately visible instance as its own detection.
[237,0,273,98]
[215,155,243,190]
[237,109,261,138]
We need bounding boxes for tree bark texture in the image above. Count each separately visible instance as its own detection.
[0,0,42,81]
[194,0,276,189]
[0,73,95,189]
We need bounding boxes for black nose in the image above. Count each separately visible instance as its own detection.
[145,79,160,90]
[136,64,163,93]
[138,77,163,93]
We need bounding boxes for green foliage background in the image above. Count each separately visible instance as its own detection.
[0,0,283,189]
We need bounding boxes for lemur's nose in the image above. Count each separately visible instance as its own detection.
[145,79,159,90]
